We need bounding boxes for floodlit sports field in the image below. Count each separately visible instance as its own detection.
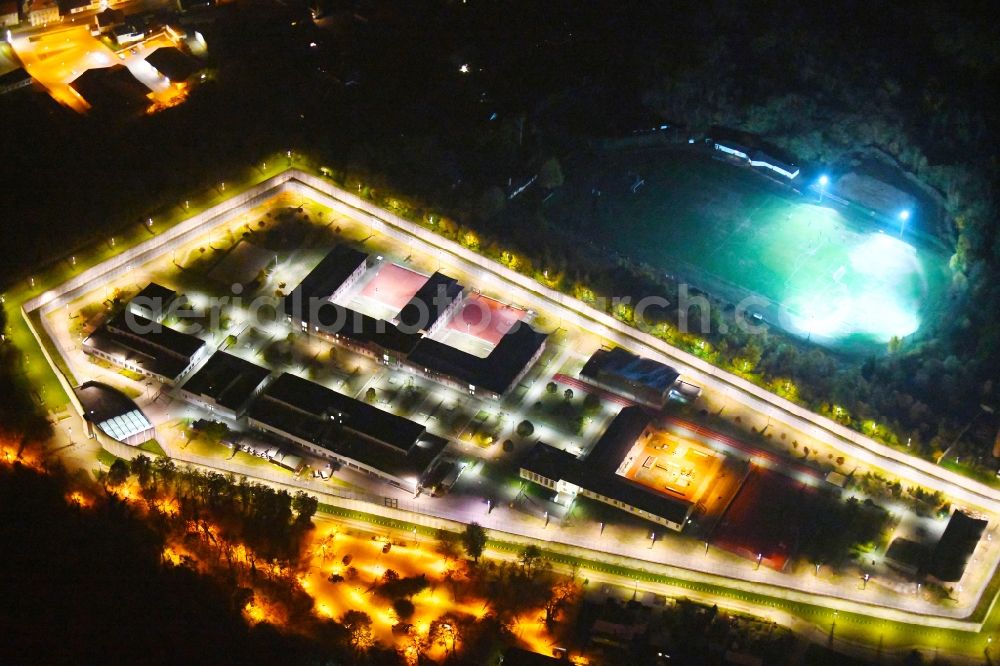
[552,151,949,348]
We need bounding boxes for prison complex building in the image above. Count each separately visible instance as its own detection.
[128,282,179,322]
[407,325,548,398]
[520,406,695,531]
[710,126,800,180]
[176,351,271,420]
[927,510,988,583]
[394,271,464,335]
[247,372,446,493]
[284,245,548,400]
[580,347,680,409]
[83,308,206,385]
[75,381,156,446]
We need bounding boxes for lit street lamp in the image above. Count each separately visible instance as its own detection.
[818,174,829,203]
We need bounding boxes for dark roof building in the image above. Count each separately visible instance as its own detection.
[129,282,179,322]
[71,64,150,113]
[0,67,33,95]
[94,7,125,30]
[581,347,679,408]
[177,0,215,12]
[285,246,545,398]
[928,511,987,582]
[314,302,422,357]
[75,381,156,446]
[395,271,464,334]
[58,0,96,15]
[82,310,206,383]
[178,351,270,419]
[408,323,548,397]
[521,406,694,531]
[284,245,369,321]
[247,373,445,491]
[145,46,204,83]
[500,647,564,665]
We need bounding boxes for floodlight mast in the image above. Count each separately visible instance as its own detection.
[818,174,829,203]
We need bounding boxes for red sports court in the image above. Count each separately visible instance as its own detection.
[710,466,817,571]
[446,292,526,345]
[359,263,428,311]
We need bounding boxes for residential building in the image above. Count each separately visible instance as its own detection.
[0,1,19,27]
[26,0,59,26]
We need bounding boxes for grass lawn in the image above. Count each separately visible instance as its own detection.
[549,150,949,349]
[137,439,167,457]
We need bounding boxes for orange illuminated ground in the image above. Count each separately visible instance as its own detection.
[618,429,725,505]
[302,529,488,649]
[10,25,191,113]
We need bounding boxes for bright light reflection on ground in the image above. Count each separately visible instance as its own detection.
[781,231,925,343]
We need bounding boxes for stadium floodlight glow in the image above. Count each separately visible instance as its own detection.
[780,224,926,343]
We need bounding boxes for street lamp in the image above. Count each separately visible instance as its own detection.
[755,553,762,570]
